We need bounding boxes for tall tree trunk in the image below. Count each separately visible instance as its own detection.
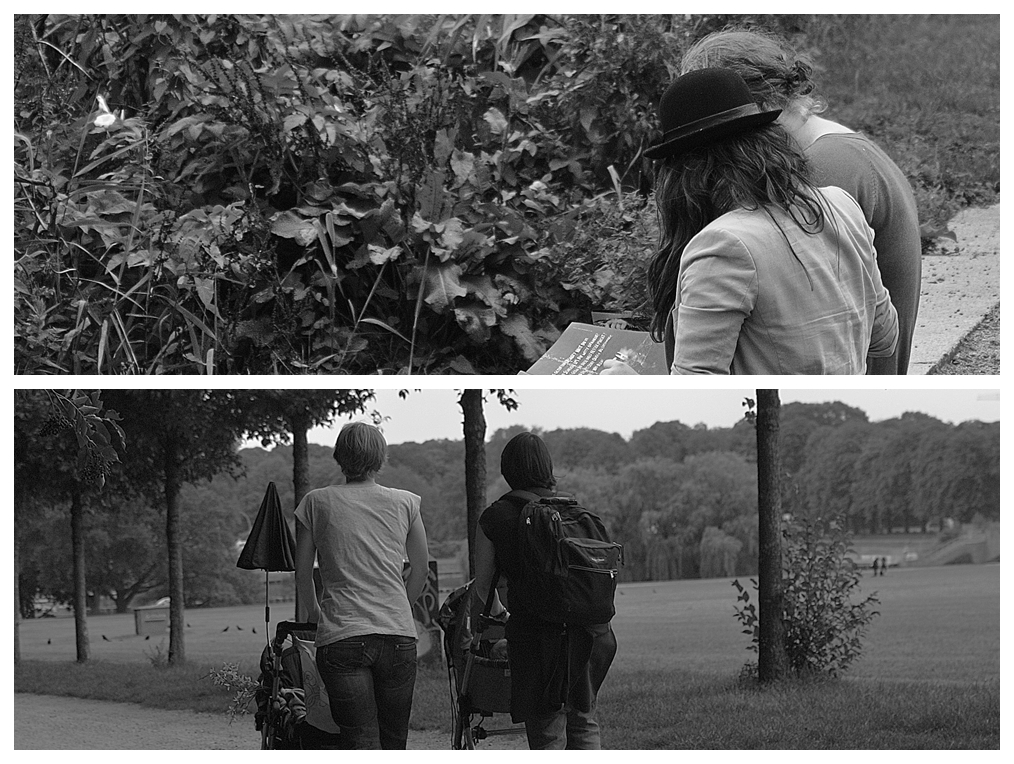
[756,390,788,683]
[164,453,185,665]
[291,410,312,621]
[460,390,487,578]
[70,485,90,663]
[291,412,311,506]
[14,527,21,664]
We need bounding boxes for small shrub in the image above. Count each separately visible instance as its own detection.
[204,661,259,720]
[144,639,169,669]
[732,511,880,678]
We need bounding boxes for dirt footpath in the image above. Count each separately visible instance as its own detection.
[14,692,523,750]
[15,693,259,750]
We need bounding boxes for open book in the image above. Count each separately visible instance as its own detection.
[523,322,669,375]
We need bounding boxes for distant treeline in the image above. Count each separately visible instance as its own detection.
[203,401,998,584]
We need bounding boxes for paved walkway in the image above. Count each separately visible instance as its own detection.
[909,202,1000,374]
[13,692,523,750]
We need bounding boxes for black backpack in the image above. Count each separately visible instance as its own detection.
[508,490,622,626]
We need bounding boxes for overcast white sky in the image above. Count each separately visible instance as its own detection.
[305,387,1000,447]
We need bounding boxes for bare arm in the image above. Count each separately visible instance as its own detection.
[473,523,505,616]
[404,512,429,606]
[294,519,320,623]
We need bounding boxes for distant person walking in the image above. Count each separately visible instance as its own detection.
[880,556,888,576]
[295,422,429,749]
[872,557,880,576]
[679,28,922,374]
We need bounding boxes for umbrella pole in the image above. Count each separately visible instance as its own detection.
[264,570,271,647]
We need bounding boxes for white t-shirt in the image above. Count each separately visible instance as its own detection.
[294,482,421,647]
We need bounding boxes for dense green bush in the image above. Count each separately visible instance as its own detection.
[15,14,685,374]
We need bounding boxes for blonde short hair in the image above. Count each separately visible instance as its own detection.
[333,422,387,481]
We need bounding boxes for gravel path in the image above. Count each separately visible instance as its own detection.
[14,693,524,750]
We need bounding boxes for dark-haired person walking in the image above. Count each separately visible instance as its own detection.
[295,422,429,749]
[602,68,898,375]
[473,432,617,749]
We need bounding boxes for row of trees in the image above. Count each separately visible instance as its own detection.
[21,397,996,624]
[14,387,516,666]
[387,403,998,580]
[15,390,998,668]
[14,389,379,665]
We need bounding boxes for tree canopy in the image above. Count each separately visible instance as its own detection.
[16,398,999,615]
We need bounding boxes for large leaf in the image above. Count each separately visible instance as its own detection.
[460,274,506,315]
[434,127,456,167]
[450,149,475,187]
[368,244,403,266]
[421,261,467,313]
[499,313,548,363]
[454,300,497,342]
[271,210,317,247]
[438,217,466,252]
[483,107,509,136]
[193,276,221,319]
[416,170,449,223]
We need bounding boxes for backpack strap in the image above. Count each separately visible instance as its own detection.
[479,568,501,620]
[504,489,544,504]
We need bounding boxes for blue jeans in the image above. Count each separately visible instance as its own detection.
[315,634,417,749]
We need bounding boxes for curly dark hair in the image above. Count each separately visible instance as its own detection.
[680,27,825,116]
[647,123,827,341]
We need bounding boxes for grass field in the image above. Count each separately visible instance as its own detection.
[15,563,1000,748]
[811,15,1000,226]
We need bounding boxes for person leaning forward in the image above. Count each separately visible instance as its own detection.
[679,28,921,374]
[473,432,617,749]
[601,67,898,376]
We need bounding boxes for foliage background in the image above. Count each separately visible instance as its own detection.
[17,400,999,615]
[14,14,1000,373]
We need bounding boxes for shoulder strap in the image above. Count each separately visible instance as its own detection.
[505,489,544,505]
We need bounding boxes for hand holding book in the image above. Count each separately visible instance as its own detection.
[524,322,667,375]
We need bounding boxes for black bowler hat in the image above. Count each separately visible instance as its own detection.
[644,68,782,160]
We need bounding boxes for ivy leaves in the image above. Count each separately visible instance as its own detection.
[16,14,682,373]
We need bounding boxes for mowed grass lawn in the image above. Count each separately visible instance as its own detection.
[15,563,999,748]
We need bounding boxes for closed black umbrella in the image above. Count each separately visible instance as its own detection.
[237,482,295,644]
